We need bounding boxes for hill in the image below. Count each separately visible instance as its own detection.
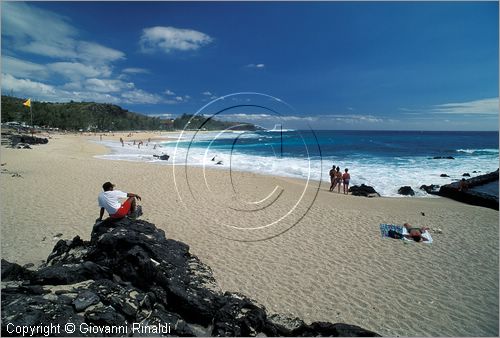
[0,96,259,132]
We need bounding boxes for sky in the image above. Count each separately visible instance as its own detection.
[1,1,498,131]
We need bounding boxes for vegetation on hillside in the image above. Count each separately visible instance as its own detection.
[1,96,162,131]
[1,96,259,131]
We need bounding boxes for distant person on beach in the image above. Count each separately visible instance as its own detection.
[332,167,342,193]
[403,223,430,242]
[329,165,336,192]
[459,178,469,192]
[97,182,142,221]
[342,168,350,194]
[119,137,124,147]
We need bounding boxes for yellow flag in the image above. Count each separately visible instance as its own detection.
[23,98,31,108]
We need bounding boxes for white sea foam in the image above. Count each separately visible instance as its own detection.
[94,139,499,198]
[456,148,499,155]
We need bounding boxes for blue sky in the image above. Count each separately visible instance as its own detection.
[2,1,498,130]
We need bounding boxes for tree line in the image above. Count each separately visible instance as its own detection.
[1,96,258,131]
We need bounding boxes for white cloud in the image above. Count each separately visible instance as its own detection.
[2,3,124,64]
[121,89,163,104]
[122,67,149,74]
[1,56,49,79]
[61,81,83,91]
[202,91,213,96]
[430,98,498,115]
[2,2,77,56]
[0,3,191,106]
[148,113,176,118]
[48,62,108,81]
[217,113,385,127]
[172,95,191,103]
[2,73,57,97]
[21,41,78,60]
[62,91,120,104]
[165,89,176,96]
[140,26,213,53]
[2,56,112,82]
[2,73,166,105]
[245,63,265,69]
[2,73,115,103]
[84,78,134,93]
[319,114,384,124]
[76,41,125,64]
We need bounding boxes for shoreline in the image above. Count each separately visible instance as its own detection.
[92,132,498,200]
[1,133,498,336]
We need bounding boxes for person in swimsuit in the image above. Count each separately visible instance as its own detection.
[334,167,342,193]
[459,178,468,192]
[329,165,336,192]
[342,168,350,194]
[403,223,430,242]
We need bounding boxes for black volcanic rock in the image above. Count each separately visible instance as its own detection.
[419,184,440,194]
[432,156,455,159]
[9,134,48,147]
[440,174,449,177]
[397,186,415,196]
[349,184,380,197]
[213,292,268,336]
[1,259,33,281]
[437,169,499,210]
[462,173,471,177]
[153,154,170,161]
[1,218,380,337]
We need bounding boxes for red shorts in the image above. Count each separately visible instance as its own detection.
[110,197,133,218]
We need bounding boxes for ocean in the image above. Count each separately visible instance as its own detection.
[96,130,499,197]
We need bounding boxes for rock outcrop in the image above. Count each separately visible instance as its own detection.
[419,184,440,194]
[8,134,49,147]
[1,218,380,337]
[397,186,415,196]
[437,169,499,210]
[432,156,455,160]
[349,184,380,197]
[153,154,170,161]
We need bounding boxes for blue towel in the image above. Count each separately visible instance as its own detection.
[380,223,433,243]
[379,223,404,238]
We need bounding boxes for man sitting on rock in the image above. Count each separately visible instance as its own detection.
[97,181,142,221]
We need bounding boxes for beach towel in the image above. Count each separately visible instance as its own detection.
[379,223,433,244]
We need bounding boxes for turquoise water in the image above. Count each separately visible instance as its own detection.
[98,130,499,197]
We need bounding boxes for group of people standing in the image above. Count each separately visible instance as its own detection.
[329,165,350,194]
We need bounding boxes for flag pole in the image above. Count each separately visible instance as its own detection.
[30,102,33,136]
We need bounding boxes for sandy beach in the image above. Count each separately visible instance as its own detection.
[1,133,498,337]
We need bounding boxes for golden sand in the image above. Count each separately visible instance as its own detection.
[1,133,498,336]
